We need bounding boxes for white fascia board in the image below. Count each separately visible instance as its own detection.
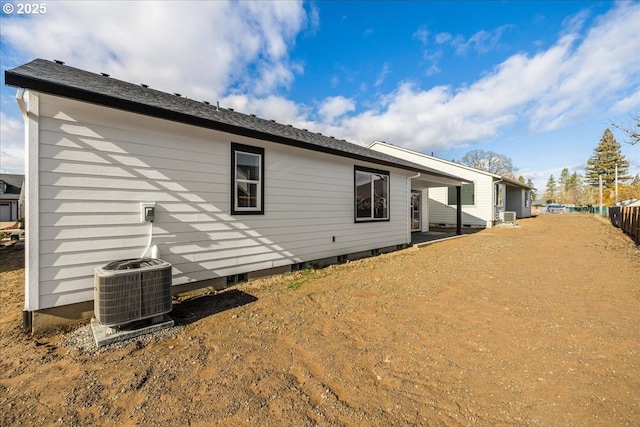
[369,141,500,179]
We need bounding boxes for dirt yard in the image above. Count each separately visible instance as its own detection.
[1,214,639,426]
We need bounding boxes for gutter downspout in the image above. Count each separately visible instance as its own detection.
[16,89,32,332]
[456,185,462,235]
[407,173,420,245]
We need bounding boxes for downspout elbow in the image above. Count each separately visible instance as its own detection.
[23,310,32,333]
[16,89,27,119]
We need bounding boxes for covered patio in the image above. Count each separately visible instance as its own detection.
[407,172,470,240]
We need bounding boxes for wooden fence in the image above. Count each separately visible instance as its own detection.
[610,206,640,244]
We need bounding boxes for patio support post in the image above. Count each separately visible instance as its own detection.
[456,185,462,235]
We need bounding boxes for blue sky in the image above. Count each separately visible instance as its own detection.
[1,1,639,192]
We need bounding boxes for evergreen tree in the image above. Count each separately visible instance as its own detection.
[565,172,584,205]
[545,174,557,203]
[584,129,631,187]
[526,178,538,201]
[558,167,570,203]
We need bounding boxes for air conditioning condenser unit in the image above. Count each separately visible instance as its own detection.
[94,258,172,328]
[502,211,517,224]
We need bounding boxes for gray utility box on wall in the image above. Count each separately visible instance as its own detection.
[94,258,172,328]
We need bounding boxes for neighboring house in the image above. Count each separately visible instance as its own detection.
[369,141,533,229]
[0,174,25,222]
[5,59,467,330]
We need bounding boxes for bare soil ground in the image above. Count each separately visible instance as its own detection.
[1,214,639,426]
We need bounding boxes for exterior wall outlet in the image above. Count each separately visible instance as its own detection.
[141,202,156,223]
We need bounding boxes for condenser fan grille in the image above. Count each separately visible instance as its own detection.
[94,258,172,327]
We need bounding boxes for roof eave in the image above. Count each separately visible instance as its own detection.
[5,66,465,181]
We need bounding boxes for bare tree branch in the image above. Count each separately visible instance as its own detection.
[459,149,517,177]
[610,113,639,145]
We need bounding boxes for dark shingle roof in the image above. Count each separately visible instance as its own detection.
[5,59,465,183]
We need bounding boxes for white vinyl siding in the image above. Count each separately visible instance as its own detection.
[33,94,411,310]
[369,143,495,228]
[428,178,492,227]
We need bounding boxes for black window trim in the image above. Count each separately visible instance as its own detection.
[231,142,265,215]
[354,165,390,223]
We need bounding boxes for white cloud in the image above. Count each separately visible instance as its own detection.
[435,33,452,44]
[374,62,391,87]
[306,3,321,35]
[426,64,440,76]
[330,2,640,152]
[610,89,640,114]
[1,1,306,100]
[413,27,429,44]
[2,1,638,171]
[318,96,356,123]
[561,9,590,36]
[221,94,308,126]
[0,112,25,173]
[529,2,640,131]
[451,25,512,55]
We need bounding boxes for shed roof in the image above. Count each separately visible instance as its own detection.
[5,59,466,185]
[0,173,24,201]
[0,174,24,191]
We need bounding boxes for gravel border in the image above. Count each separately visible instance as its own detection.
[58,321,185,355]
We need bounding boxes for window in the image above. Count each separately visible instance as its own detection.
[231,143,264,215]
[448,183,475,205]
[495,183,504,207]
[525,190,530,207]
[355,166,389,222]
